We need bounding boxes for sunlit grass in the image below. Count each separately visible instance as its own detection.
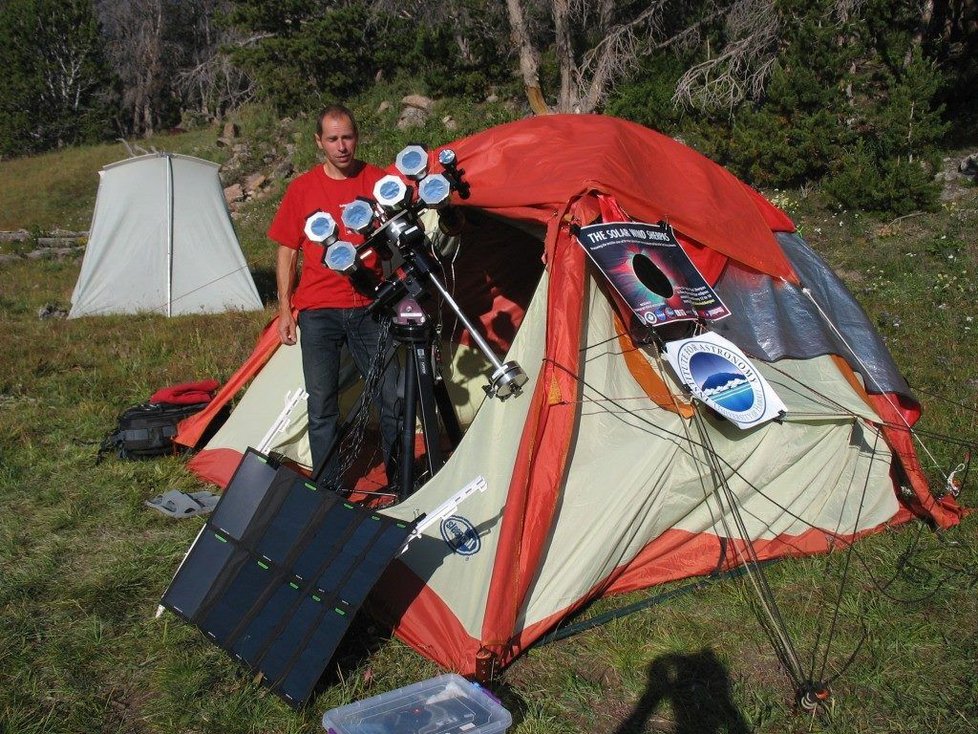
[0,101,976,733]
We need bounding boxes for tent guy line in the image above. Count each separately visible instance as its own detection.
[543,354,896,570]
[800,284,951,483]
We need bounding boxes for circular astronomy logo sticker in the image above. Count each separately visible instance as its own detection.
[675,340,767,424]
[440,515,481,556]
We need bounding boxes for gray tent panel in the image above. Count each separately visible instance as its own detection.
[713,231,911,399]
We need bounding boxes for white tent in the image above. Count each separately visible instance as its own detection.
[69,153,262,318]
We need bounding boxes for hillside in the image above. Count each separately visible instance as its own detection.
[1,109,976,734]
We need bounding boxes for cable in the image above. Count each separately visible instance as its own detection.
[911,385,978,416]
[816,428,879,684]
[541,339,962,707]
[799,286,950,483]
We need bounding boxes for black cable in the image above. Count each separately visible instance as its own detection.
[336,314,395,483]
[911,385,978,415]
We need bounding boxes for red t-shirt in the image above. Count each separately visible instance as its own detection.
[268,163,385,310]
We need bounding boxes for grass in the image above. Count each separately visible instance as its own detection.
[0,99,976,733]
[0,127,231,232]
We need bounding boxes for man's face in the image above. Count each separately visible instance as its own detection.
[316,114,358,176]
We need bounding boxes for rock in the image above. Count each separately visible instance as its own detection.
[37,303,68,319]
[222,121,240,140]
[959,153,978,180]
[397,106,428,130]
[272,160,294,180]
[377,100,391,114]
[36,237,83,247]
[244,173,267,195]
[0,230,29,243]
[0,254,21,266]
[224,183,244,205]
[401,94,434,112]
[442,115,458,131]
[485,94,499,104]
[25,248,73,260]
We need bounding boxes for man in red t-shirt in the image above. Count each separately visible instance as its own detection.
[269,104,399,486]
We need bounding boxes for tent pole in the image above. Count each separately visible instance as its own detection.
[165,154,174,317]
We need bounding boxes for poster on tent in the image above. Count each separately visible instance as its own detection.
[574,221,730,327]
[663,331,786,430]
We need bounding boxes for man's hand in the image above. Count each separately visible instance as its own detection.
[278,310,297,345]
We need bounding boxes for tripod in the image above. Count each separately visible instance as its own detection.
[390,299,463,498]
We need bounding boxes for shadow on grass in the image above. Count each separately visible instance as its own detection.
[252,266,278,306]
[614,648,749,734]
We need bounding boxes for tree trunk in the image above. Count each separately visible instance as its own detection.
[505,0,550,114]
[554,0,576,112]
[906,0,936,65]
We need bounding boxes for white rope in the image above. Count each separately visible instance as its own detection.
[799,285,949,483]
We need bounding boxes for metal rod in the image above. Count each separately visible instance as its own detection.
[164,154,174,317]
[424,270,506,371]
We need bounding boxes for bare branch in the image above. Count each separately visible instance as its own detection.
[577,2,726,113]
[673,0,782,112]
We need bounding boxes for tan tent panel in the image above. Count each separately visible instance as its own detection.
[380,272,898,641]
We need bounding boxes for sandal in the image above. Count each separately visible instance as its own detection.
[145,489,219,518]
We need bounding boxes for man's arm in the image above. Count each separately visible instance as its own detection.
[276,244,299,345]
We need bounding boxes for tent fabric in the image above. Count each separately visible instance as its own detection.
[69,153,262,318]
[180,319,497,488]
[374,272,905,672]
[444,115,797,282]
[173,114,960,676]
[713,231,911,397]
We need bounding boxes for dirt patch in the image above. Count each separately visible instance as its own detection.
[102,685,156,734]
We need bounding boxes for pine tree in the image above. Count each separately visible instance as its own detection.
[0,0,114,156]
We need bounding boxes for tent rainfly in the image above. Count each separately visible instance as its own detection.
[175,115,963,679]
[69,153,262,318]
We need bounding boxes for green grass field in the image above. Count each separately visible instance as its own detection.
[0,109,976,734]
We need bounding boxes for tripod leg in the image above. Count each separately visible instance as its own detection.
[399,347,418,498]
[433,376,463,448]
[413,343,444,475]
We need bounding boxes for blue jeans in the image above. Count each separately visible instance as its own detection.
[298,307,400,484]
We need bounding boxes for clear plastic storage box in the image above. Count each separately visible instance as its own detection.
[322,673,512,734]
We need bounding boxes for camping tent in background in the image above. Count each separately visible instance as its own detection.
[175,115,962,678]
[69,153,262,318]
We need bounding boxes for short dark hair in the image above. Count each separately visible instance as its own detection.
[316,104,358,137]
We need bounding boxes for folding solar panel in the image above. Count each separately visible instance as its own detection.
[160,449,416,708]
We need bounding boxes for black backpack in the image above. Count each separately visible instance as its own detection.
[98,401,212,462]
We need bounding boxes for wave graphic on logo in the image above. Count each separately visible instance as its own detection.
[689,356,755,412]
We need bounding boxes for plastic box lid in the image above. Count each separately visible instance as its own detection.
[322,673,512,734]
